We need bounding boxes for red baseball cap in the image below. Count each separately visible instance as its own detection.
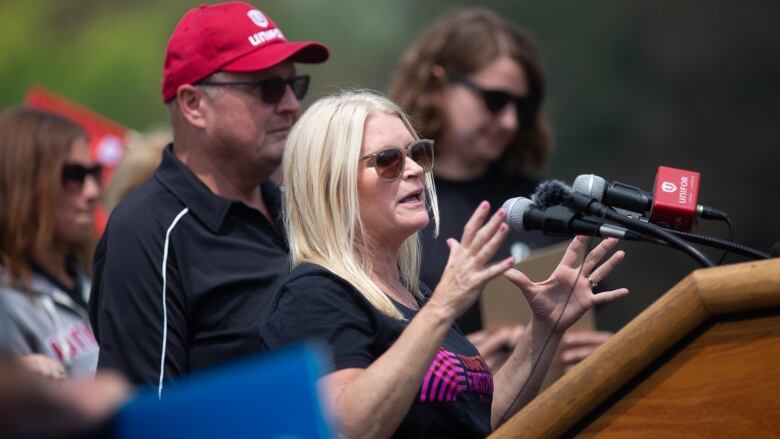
[162,2,329,102]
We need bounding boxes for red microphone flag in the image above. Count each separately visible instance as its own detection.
[650,166,701,232]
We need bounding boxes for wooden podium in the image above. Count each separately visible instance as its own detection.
[490,258,780,438]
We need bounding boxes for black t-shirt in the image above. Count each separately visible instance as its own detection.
[261,263,493,438]
[421,170,563,334]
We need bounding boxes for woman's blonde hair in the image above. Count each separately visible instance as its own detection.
[283,90,439,319]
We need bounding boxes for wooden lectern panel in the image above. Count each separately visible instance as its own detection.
[489,258,780,439]
[578,312,780,437]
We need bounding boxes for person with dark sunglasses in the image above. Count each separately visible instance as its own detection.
[389,8,613,376]
[260,90,628,438]
[89,2,329,389]
[452,75,535,120]
[0,107,101,379]
[196,74,311,105]
[62,164,103,191]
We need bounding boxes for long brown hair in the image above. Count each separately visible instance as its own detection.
[389,8,552,176]
[0,107,90,287]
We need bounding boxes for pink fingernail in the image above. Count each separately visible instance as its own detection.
[480,201,489,210]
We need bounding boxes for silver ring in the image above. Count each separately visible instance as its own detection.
[587,276,598,289]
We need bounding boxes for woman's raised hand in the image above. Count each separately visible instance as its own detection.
[431,201,515,320]
[504,236,628,333]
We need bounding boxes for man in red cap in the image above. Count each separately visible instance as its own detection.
[89,2,329,393]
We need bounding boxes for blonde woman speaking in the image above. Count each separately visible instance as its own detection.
[261,91,628,438]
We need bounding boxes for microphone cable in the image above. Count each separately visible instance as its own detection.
[495,235,598,427]
[716,216,734,265]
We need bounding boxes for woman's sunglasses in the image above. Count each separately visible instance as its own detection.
[454,75,534,120]
[359,139,435,180]
[197,74,310,104]
[62,163,102,188]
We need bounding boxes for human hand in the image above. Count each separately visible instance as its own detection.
[559,330,613,373]
[467,325,525,371]
[19,354,66,380]
[504,236,628,334]
[430,201,514,320]
[56,371,133,426]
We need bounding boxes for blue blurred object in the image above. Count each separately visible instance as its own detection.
[113,345,333,438]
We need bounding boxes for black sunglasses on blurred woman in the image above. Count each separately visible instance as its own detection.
[62,163,102,189]
[454,75,533,120]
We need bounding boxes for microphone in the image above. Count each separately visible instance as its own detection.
[572,174,651,214]
[573,168,727,232]
[502,197,645,241]
[532,180,717,267]
[535,180,769,261]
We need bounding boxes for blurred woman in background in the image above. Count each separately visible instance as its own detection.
[0,107,101,378]
[389,8,612,371]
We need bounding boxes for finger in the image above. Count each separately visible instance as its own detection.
[587,250,625,285]
[561,345,600,364]
[591,288,629,305]
[466,330,489,346]
[559,236,588,268]
[446,238,462,256]
[582,238,620,274]
[474,221,510,264]
[509,325,525,344]
[562,331,613,348]
[461,201,490,248]
[471,209,508,255]
[478,256,514,284]
[478,328,516,355]
[53,367,67,380]
[503,267,533,292]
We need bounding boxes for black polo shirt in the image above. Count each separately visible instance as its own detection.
[89,144,289,388]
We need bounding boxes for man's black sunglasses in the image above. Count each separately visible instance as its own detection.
[454,76,534,119]
[62,163,102,187]
[197,74,310,104]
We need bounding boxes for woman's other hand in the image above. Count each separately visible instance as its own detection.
[467,325,525,371]
[560,330,613,373]
[505,236,628,334]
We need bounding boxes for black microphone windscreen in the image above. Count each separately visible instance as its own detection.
[532,180,572,209]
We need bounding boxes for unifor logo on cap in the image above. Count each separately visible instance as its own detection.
[247,10,269,28]
[661,182,677,193]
